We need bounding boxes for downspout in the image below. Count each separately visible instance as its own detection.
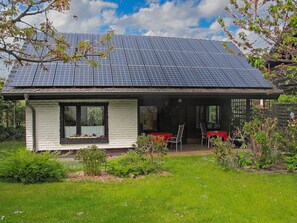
[24,94,36,152]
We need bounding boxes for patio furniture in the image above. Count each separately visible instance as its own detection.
[200,122,210,148]
[206,130,229,148]
[167,124,185,152]
[149,132,173,141]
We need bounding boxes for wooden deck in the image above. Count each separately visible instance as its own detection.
[167,144,213,157]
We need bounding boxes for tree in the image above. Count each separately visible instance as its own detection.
[0,0,114,67]
[218,0,297,92]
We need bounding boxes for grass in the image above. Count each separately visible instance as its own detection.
[0,141,296,223]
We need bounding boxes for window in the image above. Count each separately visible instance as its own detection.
[206,105,220,129]
[139,106,158,132]
[60,103,108,144]
[196,105,221,130]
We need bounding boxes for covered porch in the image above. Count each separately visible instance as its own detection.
[138,95,274,146]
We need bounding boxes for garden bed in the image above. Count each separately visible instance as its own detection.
[66,171,123,182]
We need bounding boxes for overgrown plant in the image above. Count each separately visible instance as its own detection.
[243,117,279,167]
[0,149,65,184]
[133,135,168,162]
[75,145,107,176]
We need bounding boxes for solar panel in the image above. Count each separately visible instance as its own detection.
[110,49,127,65]
[149,37,168,50]
[207,68,233,87]
[185,52,206,67]
[125,49,144,65]
[155,50,175,66]
[77,33,94,42]
[111,65,132,86]
[136,36,153,49]
[209,41,229,53]
[53,63,75,86]
[10,64,38,86]
[122,35,139,49]
[145,66,168,86]
[139,50,159,65]
[74,64,93,86]
[169,51,192,67]
[247,69,274,88]
[177,67,202,87]
[22,44,44,59]
[176,38,195,51]
[199,39,219,53]
[234,69,261,87]
[128,66,151,86]
[198,53,218,67]
[191,67,218,87]
[221,69,247,88]
[110,35,123,49]
[226,42,242,54]
[187,39,207,52]
[162,37,182,51]
[211,53,243,69]
[32,63,57,86]
[93,65,113,86]
[161,66,184,86]
[235,56,253,69]
[63,33,77,44]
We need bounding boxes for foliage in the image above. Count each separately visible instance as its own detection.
[218,0,297,89]
[108,150,164,178]
[133,135,168,162]
[212,137,256,169]
[276,94,297,104]
[0,149,65,184]
[0,79,26,141]
[285,154,297,170]
[0,126,25,141]
[0,0,114,66]
[75,145,107,176]
[276,117,297,155]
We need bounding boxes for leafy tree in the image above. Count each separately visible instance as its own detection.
[0,0,114,67]
[218,0,297,90]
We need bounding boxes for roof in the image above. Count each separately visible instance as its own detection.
[2,33,280,99]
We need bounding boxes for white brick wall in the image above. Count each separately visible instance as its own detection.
[26,99,138,151]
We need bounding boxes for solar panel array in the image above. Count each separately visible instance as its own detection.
[8,33,274,89]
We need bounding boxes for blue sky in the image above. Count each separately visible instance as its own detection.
[1,0,237,78]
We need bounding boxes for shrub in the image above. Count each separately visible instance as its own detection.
[133,135,168,162]
[108,150,164,178]
[285,155,297,171]
[212,137,237,169]
[75,145,107,176]
[0,149,65,184]
[243,117,280,168]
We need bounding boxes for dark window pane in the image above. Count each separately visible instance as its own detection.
[81,106,105,137]
[140,106,158,131]
[64,106,77,137]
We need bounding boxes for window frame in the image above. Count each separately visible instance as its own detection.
[59,102,109,144]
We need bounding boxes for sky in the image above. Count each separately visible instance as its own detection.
[0,0,239,78]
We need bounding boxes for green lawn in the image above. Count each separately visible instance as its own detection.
[0,141,296,223]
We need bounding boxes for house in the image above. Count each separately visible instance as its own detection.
[1,33,282,151]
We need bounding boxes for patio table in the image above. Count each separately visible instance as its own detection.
[206,130,228,141]
[148,132,173,141]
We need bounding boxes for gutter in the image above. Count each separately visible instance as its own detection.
[24,94,36,152]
